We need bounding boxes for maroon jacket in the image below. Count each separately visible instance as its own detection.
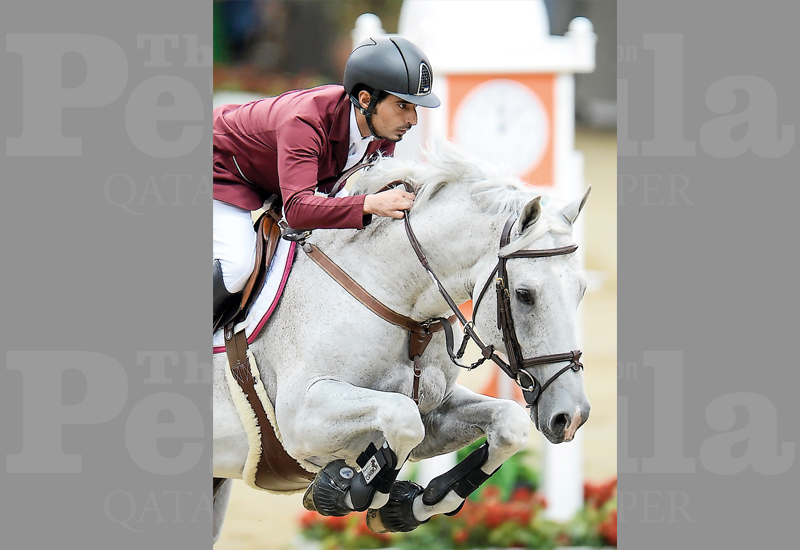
[213,85,395,230]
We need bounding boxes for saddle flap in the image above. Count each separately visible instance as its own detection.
[239,210,283,316]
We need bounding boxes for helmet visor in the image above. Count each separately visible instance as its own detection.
[389,90,441,108]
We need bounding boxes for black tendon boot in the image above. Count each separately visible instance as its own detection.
[213,259,241,332]
[422,442,499,517]
[304,443,399,517]
[349,442,398,511]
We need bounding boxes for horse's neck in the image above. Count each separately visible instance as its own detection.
[312,201,498,321]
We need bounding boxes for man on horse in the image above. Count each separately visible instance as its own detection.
[212,36,440,328]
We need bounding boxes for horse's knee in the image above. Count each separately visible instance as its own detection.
[490,406,530,454]
[379,396,425,449]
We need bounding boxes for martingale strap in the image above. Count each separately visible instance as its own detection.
[300,241,456,405]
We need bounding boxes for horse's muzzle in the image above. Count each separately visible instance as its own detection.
[536,403,591,444]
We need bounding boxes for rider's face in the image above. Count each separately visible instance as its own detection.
[368,94,418,142]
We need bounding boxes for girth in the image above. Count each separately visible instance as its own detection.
[224,327,315,490]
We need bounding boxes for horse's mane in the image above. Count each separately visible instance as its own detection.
[352,140,572,254]
[354,140,540,215]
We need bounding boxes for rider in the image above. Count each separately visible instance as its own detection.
[213,36,441,328]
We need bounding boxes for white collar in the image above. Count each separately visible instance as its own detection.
[349,103,375,148]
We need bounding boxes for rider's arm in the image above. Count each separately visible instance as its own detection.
[278,117,371,231]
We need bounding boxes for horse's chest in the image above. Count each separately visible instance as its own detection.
[373,363,449,413]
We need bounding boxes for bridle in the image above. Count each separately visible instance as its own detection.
[394,181,584,408]
[301,175,584,408]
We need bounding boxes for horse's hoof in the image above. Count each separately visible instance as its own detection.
[368,481,426,533]
[302,459,353,517]
[301,484,317,512]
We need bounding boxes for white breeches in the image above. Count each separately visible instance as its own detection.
[213,200,257,293]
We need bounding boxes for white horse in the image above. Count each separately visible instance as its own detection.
[212,142,591,542]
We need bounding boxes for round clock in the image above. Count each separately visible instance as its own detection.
[453,79,550,177]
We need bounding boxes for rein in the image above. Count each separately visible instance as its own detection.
[389,180,583,407]
[300,178,583,408]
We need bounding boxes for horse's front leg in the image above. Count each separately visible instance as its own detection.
[368,383,530,533]
[276,378,425,516]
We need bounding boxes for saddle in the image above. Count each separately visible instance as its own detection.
[214,208,283,334]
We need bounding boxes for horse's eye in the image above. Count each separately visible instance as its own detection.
[516,289,533,304]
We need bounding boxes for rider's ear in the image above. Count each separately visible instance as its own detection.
[518,196,542,233]
[561,185,592,224]
[358,90,372,110]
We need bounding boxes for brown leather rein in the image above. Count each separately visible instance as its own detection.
[300,177,583,408]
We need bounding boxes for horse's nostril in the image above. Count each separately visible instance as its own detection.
[551,413,570,433]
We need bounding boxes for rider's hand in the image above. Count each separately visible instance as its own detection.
[363,187,415,219]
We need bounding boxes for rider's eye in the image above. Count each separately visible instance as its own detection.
[516,289,533,304]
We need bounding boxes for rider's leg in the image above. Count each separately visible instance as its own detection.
[213,200,257,328]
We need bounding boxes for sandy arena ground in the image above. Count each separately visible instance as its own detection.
[215,128,617,550]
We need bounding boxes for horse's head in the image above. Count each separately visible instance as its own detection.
[472,188,592,444]
[353,141,592,443]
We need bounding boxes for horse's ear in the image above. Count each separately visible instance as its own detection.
[561,185,591,224]
[518,196,542,233]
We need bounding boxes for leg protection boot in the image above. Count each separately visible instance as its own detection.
[422,442,499,516]
[349,442,399,512]
[213,259,241,332]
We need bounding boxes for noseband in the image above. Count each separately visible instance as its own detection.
[471,215,583,406]
[396,182,584,407]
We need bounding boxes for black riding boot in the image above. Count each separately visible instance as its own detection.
[213,259,241,332]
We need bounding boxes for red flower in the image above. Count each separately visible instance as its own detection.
[323,514,350,532]
[506,502,534,525]
[484,502,507,529]
[584,477,617,508]
[460,500,486,529]
[453,528,470,545]
[298,509,320,529]
[510,486,533,502]
[482,484,502,501]
[599,509,618,546]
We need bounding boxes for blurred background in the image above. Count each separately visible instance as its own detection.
[213,1,616,548]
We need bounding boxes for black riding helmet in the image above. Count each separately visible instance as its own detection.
[344,36,440,137]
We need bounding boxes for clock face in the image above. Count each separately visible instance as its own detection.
[453,79,549,176]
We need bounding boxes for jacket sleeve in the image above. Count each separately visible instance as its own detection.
[277,117,369,231]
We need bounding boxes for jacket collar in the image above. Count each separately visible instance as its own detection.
[329,91,350,145]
